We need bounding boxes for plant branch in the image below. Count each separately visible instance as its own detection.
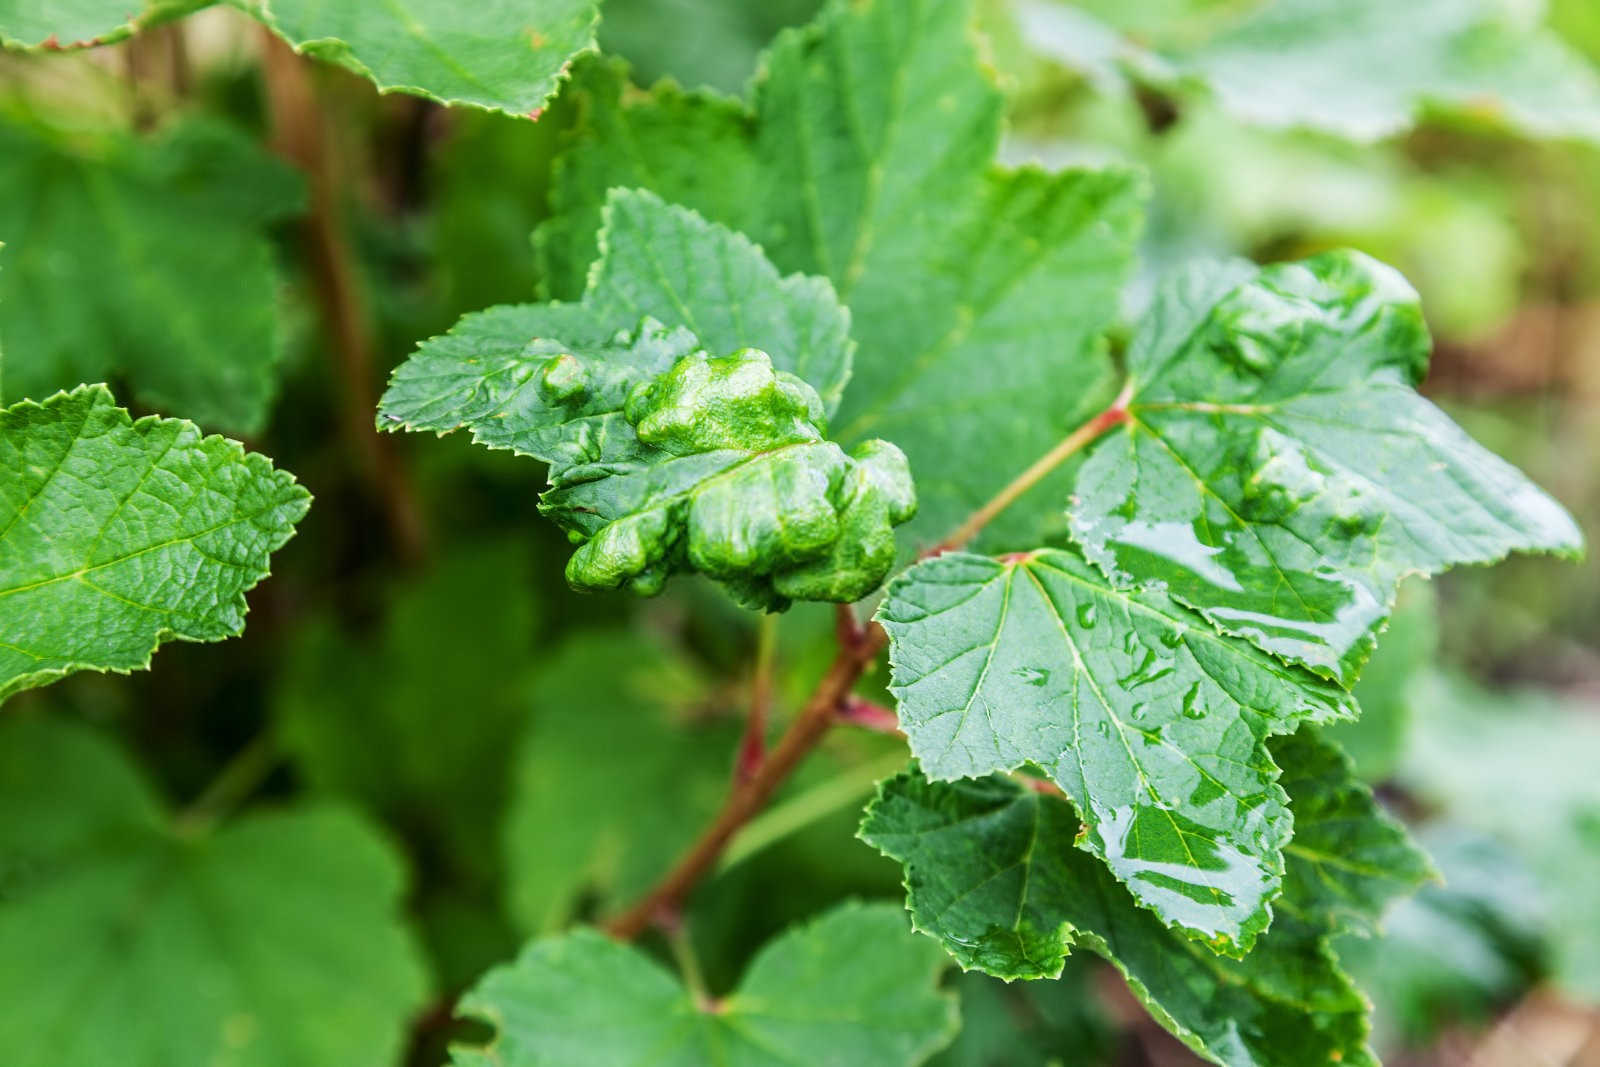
[734,614,779,784]
[928,381,1133,557]
[603,393,1136,938]
[260,32,429,566]
[603,618,887,939]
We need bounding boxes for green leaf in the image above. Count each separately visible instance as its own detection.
[277,541,538,889]
[0,715,429,1066]
[860,733,1429,1067]
[929,962,1116,1067]
[876,547,1355,952]
[0,0,199,50]
[1339,827,1547,1047]
[0,385,310,703]
[1185,0,1600,143]
[382,189,915,608]
[231,0,599,117]
[450,901,958,1066]
[1069,251,1582,682]
[0,119,304,431]
[537,0,1145,550]
[1399,672,1600,998]
[503,631,739,932]
[1018,0,1600,143]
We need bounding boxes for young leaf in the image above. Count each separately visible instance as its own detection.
[1069,251,1582,682]
[0,120,304,431]
[231,0,599,117]
[382,190,915,609]
[0,385,310,703]
[537,0,1145,550]
[860,731,1429,1067]
[0,715,429,1067]
[450,901,958,1066]
[0,0,200,50]
[503,631,739,932]
[876,548,1354,953]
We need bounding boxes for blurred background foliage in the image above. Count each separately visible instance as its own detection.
[2,0,1597,1063]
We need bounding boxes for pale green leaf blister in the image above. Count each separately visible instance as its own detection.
[381,189,914,609]
[450,902,958,1066]
[0,385,310,702]
[537,0,1145,550]
[876,548,1355,953]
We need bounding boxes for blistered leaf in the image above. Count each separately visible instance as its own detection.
[503,631,738,932]
[876,548,1354,951]
[451,902,957,1066]
[1070,251,1581,682]
[0,0,199,50]
[0,120,304,431]
[382,190,913,608]
[0,385,309,703]
[537,0,1144,550]
[231,0,599,117]
[861,734,1428,1067]
[0,716,428,1067]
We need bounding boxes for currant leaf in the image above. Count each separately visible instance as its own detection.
[0,0,200,50]
[1070,251,1581,682]
[859,731,1429,1067]
[450,902,957,1066]
[536,0,1145,551]
[0,385,310,703]
[876,547,1354,953]
[0,716,429,1067]
[0,120,304,431]
[381,190,914,609]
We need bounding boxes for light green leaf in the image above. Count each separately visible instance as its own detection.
[277,541,538,889]
[451,901,958,1066]
[1400,672,1600,998]
[1018,0,1600,143]
[537,0,1145,550]
[383,189,913,608]
[0,0,199,50]
[0,715,429,1067]
[503,631,738,932]
[0,385,310,703]
[876,547,1354,952]
[0,119,304,431]
[1069,251,1582,682]
[231,0,599,117]
[1187,0,1600,142]
[860,734,1429,1067]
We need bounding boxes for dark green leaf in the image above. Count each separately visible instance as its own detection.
[0,716,428,1066]
[451,902,957,1066]
[876,548,1354,951]
[861,734,1428,1067]
[503,631,738,932]
[1070,252,1581,682]
[0,120,303,431]
[0,385,309,702]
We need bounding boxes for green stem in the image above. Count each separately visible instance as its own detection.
[719,749,910,873]
[664,919,711,1009]
[175,732,280,837]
